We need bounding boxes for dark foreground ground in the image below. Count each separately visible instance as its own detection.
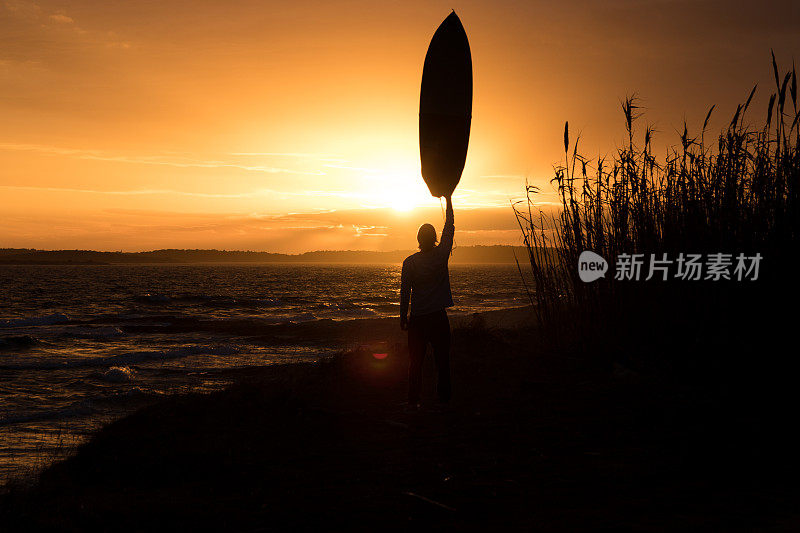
[2,310,799,531]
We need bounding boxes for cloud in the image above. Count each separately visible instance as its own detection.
[322,163,382,173]
[0,143,326,175]
[0,185,259,199]
[3,1,41,19]
[270,206,525,233]
[230,152,346,163]
[480,174,528,180]
[49,13,72,24]
[0,0,134,73]
[352,224,389,237]
[0,184,390,202]
[0,206,531,252]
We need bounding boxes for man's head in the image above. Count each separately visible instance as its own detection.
[417,223,438,252]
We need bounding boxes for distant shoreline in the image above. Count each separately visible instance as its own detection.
[0,245,540,265]
[0,261,526,266]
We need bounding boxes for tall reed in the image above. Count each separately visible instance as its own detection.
[515,55,800,357]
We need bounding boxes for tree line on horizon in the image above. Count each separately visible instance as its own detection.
[0,245,535,265]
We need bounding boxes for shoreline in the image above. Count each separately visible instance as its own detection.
[3,304,798,530]
[0,306,534,483]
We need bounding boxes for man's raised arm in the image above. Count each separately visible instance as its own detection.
[439,195,454,256]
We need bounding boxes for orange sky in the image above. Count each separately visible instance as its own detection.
[1,0,798,252]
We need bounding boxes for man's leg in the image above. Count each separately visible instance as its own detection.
[407,317,426,405]
[431,311,452,403]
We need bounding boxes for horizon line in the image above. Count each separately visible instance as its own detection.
[0,244,529,255]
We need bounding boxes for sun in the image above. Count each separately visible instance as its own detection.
[365,157,435,212]
[387,182,435,212]
[391,191,417,212]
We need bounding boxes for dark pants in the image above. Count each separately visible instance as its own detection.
[407,309,451,404]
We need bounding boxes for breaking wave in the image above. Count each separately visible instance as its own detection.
[0,344,240,371]
[98,366,136,383]
[0,399,94,426]
[135,293,281,309]
[0,388,162,427]
[0,313,70,328]
[63,326,126,339]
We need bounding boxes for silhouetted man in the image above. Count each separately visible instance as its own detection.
[400,196,454,409]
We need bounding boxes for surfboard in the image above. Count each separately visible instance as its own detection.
[419,11,472,198]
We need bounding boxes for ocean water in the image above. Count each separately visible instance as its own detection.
[0,263,529,482]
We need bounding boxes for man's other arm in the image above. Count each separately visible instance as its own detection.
[400,258,411,330]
